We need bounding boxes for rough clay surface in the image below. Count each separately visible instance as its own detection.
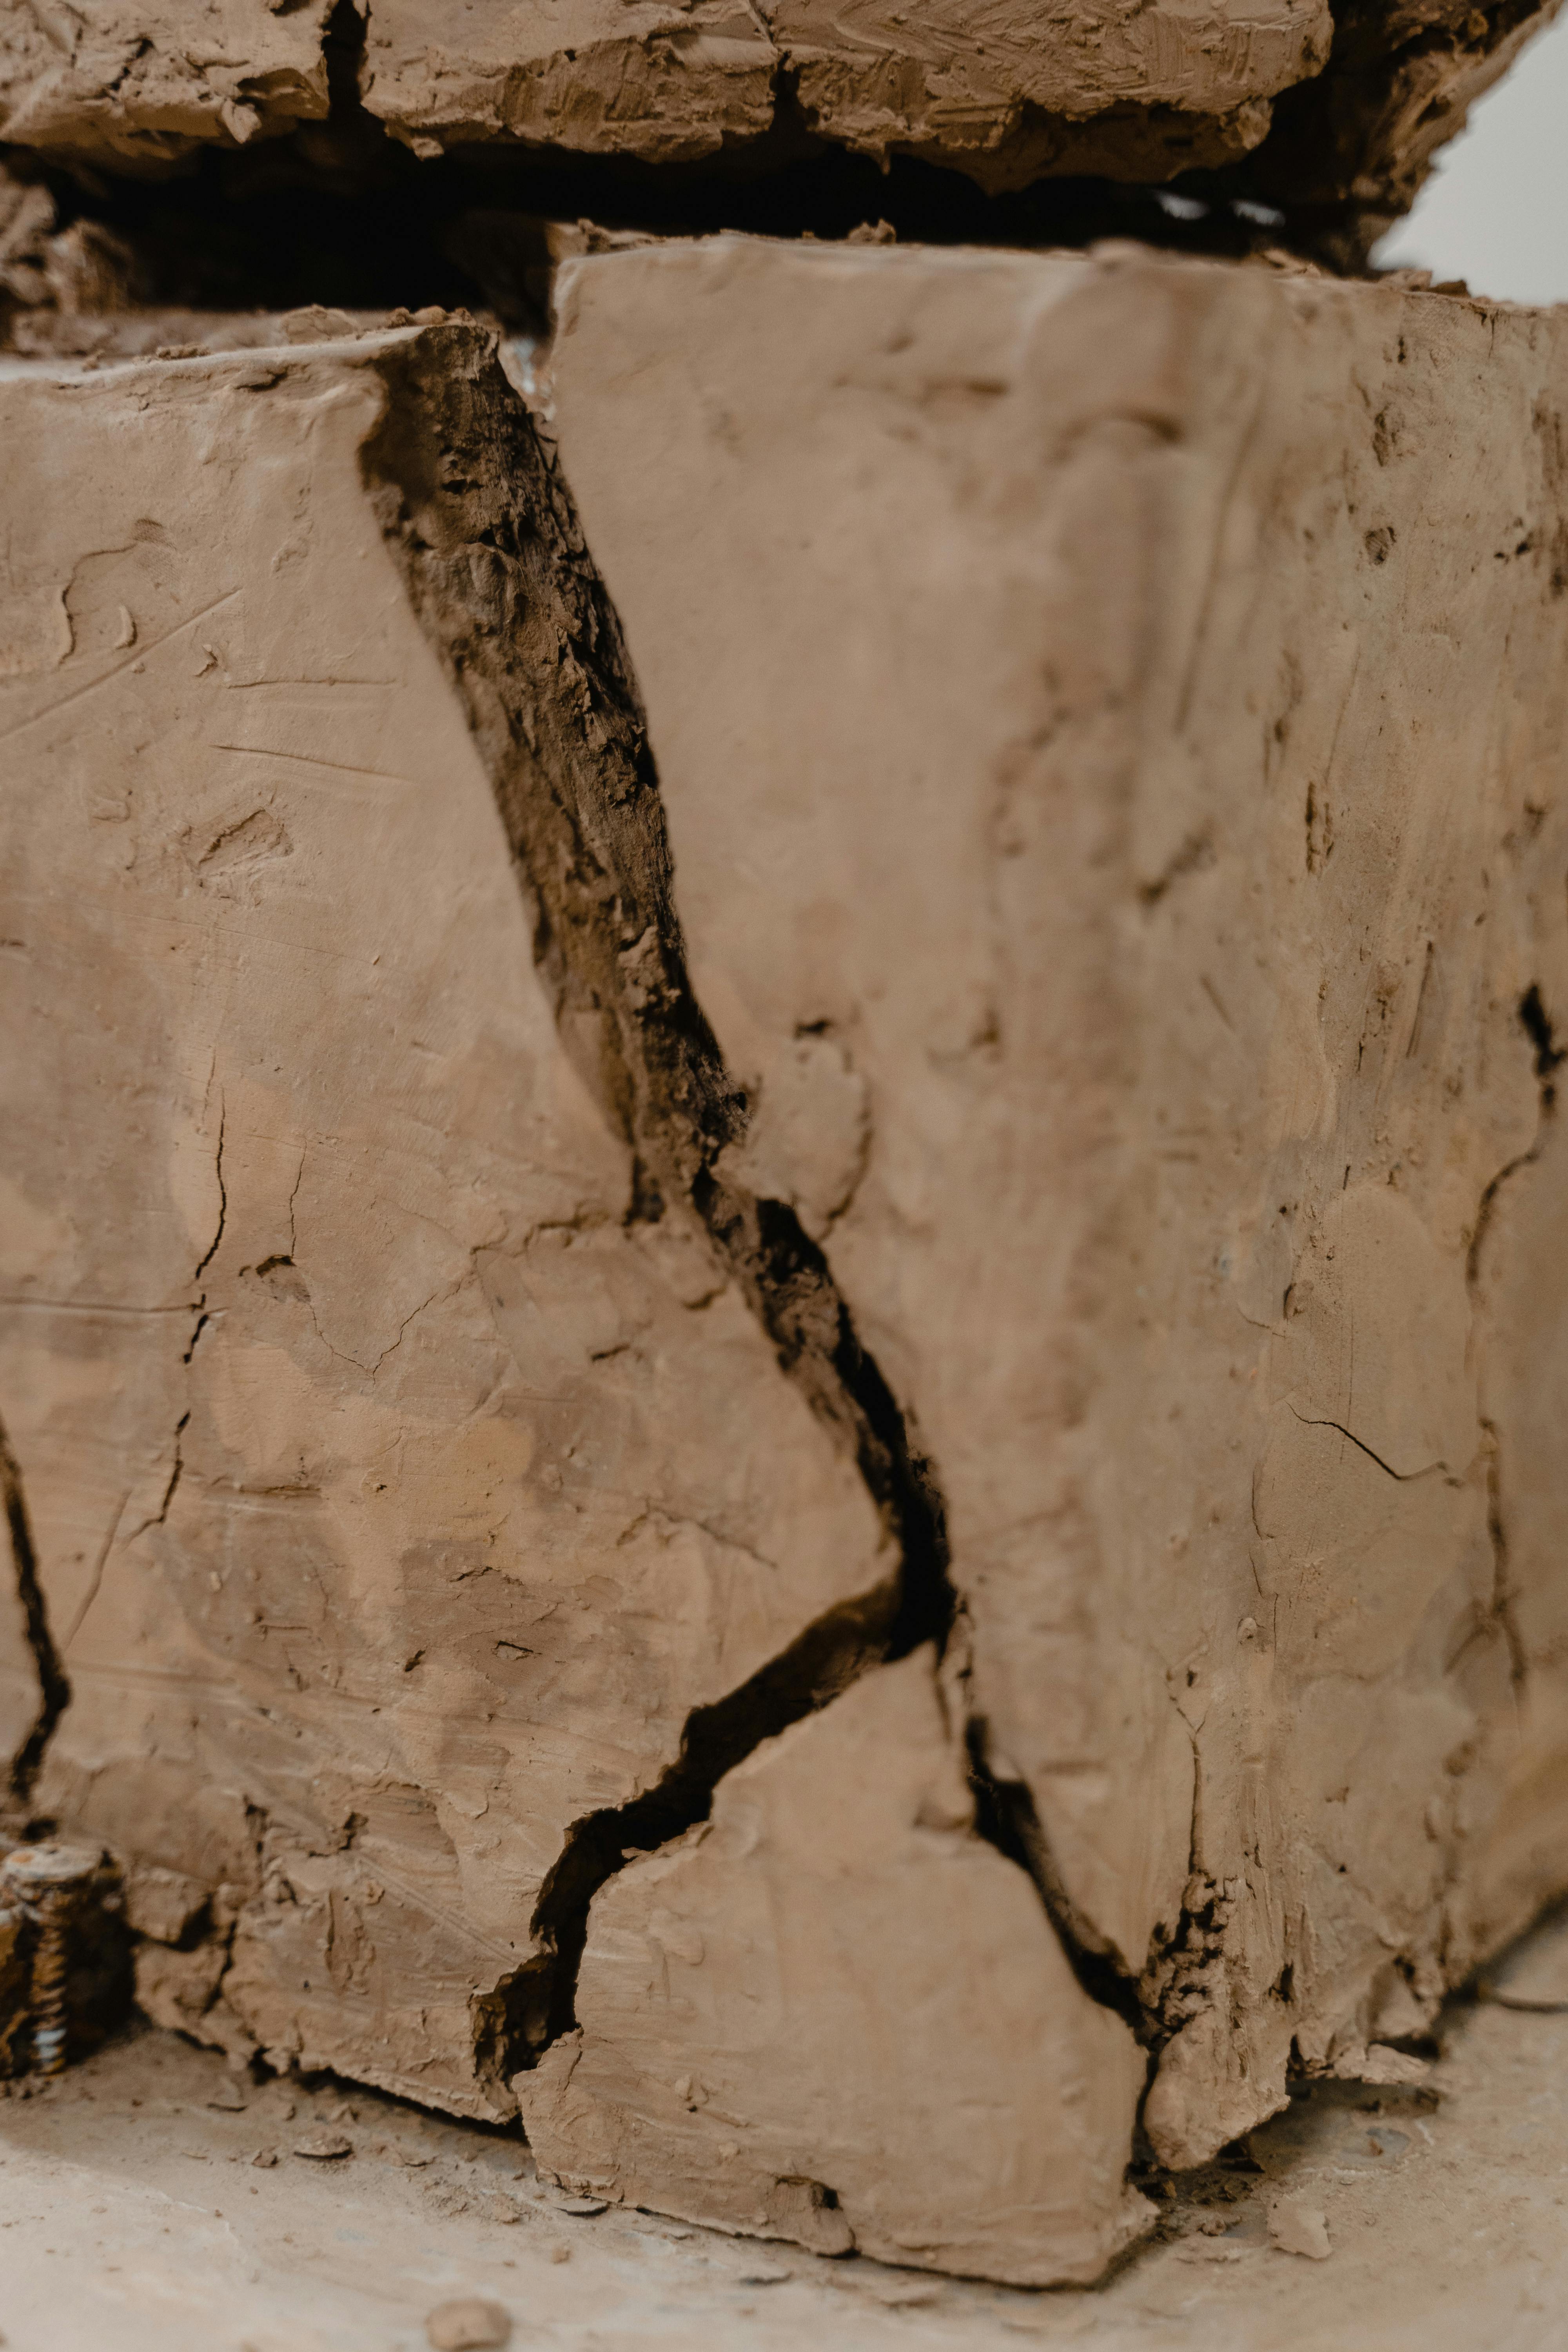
[520,1651,1149,2283]
[4,237,1568,2286]
[357,0,1327,187]
[0,0,1558,206]
[540,232,1568,2193]
[2,1941,1568,2350]
[0,321,889,2123]
[0,0,334,167]
[1251,0,1568,226]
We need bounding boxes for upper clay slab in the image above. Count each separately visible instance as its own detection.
[356,0,1328,187]
[1,0,1557,208]
[0,0,334,169]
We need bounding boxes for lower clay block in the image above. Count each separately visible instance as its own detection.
[4,235,1568,2284]
[522,1650,1149,2281]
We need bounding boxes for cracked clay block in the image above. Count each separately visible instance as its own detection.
[521,1648,1151,2282]
[523,233,1568,2217]
[0,0,335,169]
[4,236,1568,2285]
[1,0,1554,214]
[0,323,889,2116]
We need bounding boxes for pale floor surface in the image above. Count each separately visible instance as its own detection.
[2,1917,1566,2352]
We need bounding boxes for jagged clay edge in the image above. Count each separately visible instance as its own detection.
[354,322,1150,2108]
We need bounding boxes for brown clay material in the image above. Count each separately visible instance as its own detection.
[1,0,1557,212]
[355,0,1327,188]
[0,0,335,168]
[1249,0,1568,240]
[538,233,1568,2213]
[4,234,1568,2283]
[0,319,887,2123]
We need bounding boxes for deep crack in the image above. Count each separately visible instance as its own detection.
[361,322,1140,2092]
[964,1720,1146,2034]
[1,1403,71,1816]
[1464,983,1562,1691]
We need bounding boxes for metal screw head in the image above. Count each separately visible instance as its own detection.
[0,1844,100,1897]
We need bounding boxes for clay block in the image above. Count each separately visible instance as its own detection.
[353,0,1560,203]
[531,234,1568,2213]
[356,0,1327,186]
[0,0,334,167]
[4,237,1568,2284]
[519,1648,1151,2282]
[2,0,1552,208]
[0,321,887,2118]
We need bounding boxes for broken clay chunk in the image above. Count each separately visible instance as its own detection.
[425,2299,512,2352]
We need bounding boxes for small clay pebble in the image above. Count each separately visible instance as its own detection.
[208,2085,249,2112]
[1267,2198,1331,2261]
[293,2130,353,2160]
[425,2296,511,2350]
[251,2149,279,2169]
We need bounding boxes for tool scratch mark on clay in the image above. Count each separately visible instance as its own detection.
[0,1298,192,1316]
[60,1489,131,1651]
[0,588,242,748]
[209,742,423,786]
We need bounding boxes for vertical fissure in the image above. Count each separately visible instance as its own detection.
[1464,982,1561,1690]
[362,323,1142,2080]
[0,1405,71,1820]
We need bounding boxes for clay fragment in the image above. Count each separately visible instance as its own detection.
[0,0,335,168]
[351,0,1561,213]
[1268,2198,1331,2260]
[425,2300,512,2352]
[1248,0,1568,236]
[517,1648,1151,2284]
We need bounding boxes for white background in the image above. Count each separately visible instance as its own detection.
[1373,7,1568,302]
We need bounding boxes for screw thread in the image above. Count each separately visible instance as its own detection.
[0,1845,98,2077]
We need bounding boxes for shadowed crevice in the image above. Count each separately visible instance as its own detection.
[1,1405,71,1815]
[1464,983,1563,1692]
[363,324,1140,2091]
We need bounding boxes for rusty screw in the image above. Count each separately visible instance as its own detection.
[0,1843,100,2076]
